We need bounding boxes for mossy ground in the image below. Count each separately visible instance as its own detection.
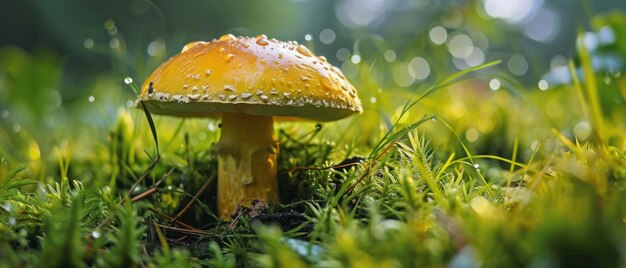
[2,17,626,268]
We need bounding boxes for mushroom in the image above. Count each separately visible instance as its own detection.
[138,34,362,218]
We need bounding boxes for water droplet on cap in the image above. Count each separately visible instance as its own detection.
[296,45,312,57]
[219,34,236,41]
[320,76,334,91]
[181,41,205,52]
[256,38,269,46]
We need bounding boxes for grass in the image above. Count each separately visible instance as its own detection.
[1,30,626,267]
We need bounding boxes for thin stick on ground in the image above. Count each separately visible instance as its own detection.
[169,175,216,224]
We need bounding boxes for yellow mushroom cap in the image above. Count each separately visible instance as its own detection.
[138,34,362,122]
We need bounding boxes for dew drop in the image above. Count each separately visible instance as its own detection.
[219,34,236,41]
[296,45,312,57]
[489,78,501,90]
[350,54,361,64]
[256,38,269,46]
[181,41,205,52]
[473,163,480,169]
[224,85,235,91]
[208,122,217,132]
[320,76,334,90]
[241,93,252,99]
[124,77,133,84]
[538,79,549,90]
[91,230,101,239]
[88,96,95,102]
[228,95,238,101]
[205,69,212,75]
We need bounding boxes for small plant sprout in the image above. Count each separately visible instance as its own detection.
[137,34,362,218]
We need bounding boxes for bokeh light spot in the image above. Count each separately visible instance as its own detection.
[507,54,528,76]
[408,57,430,80]
[429,26,447,45]
[489,78,501,90]
[447,34,474,59]
[466,128,479,142]
[319,29,336,44]
[384,50,397,62]
[336,48,350,61]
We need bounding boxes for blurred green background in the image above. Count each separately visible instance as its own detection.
[2,1,626,266]
[1,0,626,178]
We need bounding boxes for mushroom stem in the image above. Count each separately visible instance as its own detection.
[214,113,279,218]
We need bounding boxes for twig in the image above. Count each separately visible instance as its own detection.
[122,155,161,204]
[130,169,171,203]
[149,208,201,231]
[154,223,214,236]
[169,175,215,224]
